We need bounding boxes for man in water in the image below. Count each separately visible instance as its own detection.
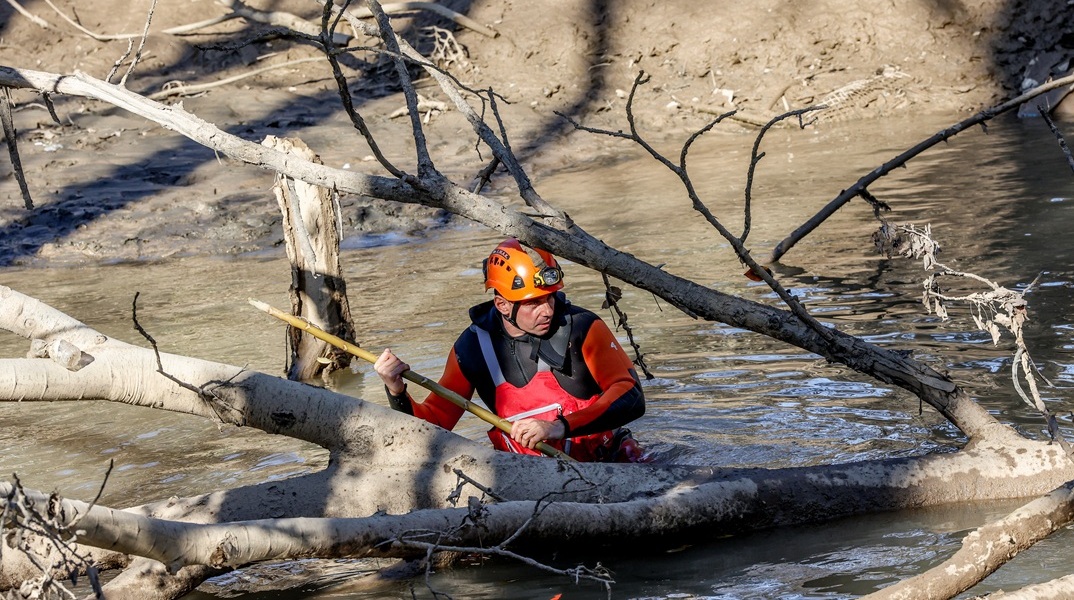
[375,238,646,461]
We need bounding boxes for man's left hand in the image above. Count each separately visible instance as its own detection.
[510,418,566,450]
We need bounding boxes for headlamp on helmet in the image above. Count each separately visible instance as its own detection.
[482,239,564,302]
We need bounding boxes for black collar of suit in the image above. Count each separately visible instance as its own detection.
[469,292,573,373]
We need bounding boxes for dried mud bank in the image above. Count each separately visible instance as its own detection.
[0,0,1072,266]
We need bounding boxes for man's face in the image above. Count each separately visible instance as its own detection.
[496,293,555,336]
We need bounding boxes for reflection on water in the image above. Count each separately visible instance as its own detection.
[2,113,1074,597]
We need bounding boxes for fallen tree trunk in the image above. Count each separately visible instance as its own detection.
[863,480,1074,599]
[985,575,1074,599]
[10,467,1074,574]
[3,287,1074,597]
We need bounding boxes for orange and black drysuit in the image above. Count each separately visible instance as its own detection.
[386,292,645,461]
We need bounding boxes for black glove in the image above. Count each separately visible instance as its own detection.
[385,385,413,415]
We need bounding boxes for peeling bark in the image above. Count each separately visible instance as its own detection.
[264,135,355,382]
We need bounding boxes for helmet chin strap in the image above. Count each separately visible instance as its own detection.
[493,293,522,329]
[506,301,521,328]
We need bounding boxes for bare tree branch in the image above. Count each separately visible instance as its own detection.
[769,72,1074,263]
[3,0,50,29]
[0,87,33,209]
[560,72,836,345]
[308,3,408,179]
[862,480,1074,599]
[326,2,568,222]
[366,0,435,177]
[216,0,351,44]
[1040,106,1074,173]
[345,1,499,38]
[119,0,158,86]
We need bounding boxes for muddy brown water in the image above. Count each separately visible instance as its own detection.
[2,114,1074,598]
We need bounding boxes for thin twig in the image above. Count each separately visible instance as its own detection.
[42,0,143,41]
[741,107,825,243]
[119,0,159,86]
[401,539,614,586]
[131,292,243,422]
[162,13,237,35]
[4,0,50,28]
[769,72,1074,263]
[68,460,114,532]
[392,495,613,589]
[450,469,507,503]
[0,88,33,209]
[470,156,500,193]
[368,0,435,177]
[1039,105,1074,174]
[42,93,62,125]
[345,1,498,38]
[148,57,326,99]
[106,39,136,84]
[600,273,653,379]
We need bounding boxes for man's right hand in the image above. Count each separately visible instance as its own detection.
[374,348,409,395]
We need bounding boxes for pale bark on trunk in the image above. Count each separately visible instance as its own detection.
[984,575,1074,599]
[862,481,1074,599]
[88,560,218,600]
[264,135,354,382]
[7,454,1074,573]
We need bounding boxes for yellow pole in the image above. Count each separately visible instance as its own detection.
[248,299,574,461]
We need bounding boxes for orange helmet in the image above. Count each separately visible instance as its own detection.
[482,239,564,302]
